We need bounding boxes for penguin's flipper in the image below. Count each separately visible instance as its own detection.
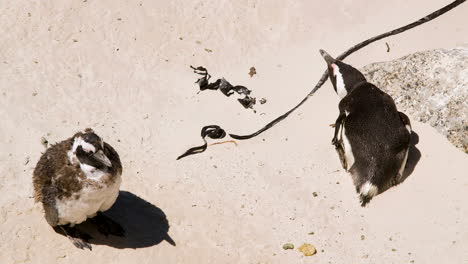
[396,111,412,182]
[335,144,348,170]
[398,111,411,129]
[41,185,59,226]
[332,112,346,146]
[331,112,347,170]
[331,112,348,170]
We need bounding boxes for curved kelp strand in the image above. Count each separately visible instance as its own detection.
[177,126,227,160]
[178,0,466,159]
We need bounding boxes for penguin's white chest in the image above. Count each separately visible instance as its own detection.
[55,173,122,226]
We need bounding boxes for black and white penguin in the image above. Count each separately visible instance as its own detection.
[33,128,124,249]
[319,49,412,207]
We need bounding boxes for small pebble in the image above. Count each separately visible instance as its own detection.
[282,243,294,250]
[40,137,48,148]
[361,235,365,240]
[312,192,318,197]
[249,67,257,77]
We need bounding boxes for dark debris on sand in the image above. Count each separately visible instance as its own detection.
[190,65,258,109]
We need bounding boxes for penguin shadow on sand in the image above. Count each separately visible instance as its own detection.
[380,131,421,194]
[54,191,176,249]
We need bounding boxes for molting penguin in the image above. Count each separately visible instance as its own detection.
[33,128,124,249]
[319,50,412,207]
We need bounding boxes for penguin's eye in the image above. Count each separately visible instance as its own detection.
[77,145,92,154]
[331,64,339,77]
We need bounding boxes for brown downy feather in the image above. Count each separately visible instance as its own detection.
[32,136,75,203]
[32,130,122,203]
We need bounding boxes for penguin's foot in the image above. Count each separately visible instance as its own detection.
[69,236,92,250]
[92,212,125,237]
[329,123,336,128]
[58,225,92,250]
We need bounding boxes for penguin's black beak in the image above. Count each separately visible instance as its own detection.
[93,150,112,167]
[319,49,336,66]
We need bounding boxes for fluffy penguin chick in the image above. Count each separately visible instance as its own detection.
[33,128,124,249]
[320,49,412,207]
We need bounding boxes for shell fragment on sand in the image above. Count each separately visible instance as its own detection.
[298,243,317,256]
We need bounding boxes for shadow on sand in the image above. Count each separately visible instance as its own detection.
[379,131,421,194]
[55,190,175,249]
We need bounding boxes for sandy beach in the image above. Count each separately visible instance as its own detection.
[0,0,467,263]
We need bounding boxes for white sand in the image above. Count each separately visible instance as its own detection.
[1,0,467,263]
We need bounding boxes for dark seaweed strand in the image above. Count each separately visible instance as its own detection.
[177,126,227,160]
[177,0,466,159]
[229,0,465,140]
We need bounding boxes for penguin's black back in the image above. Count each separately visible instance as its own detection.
[340,82,410,188]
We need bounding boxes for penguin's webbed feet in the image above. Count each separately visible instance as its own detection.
[69,235,93,250]
[57,225,92,250]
